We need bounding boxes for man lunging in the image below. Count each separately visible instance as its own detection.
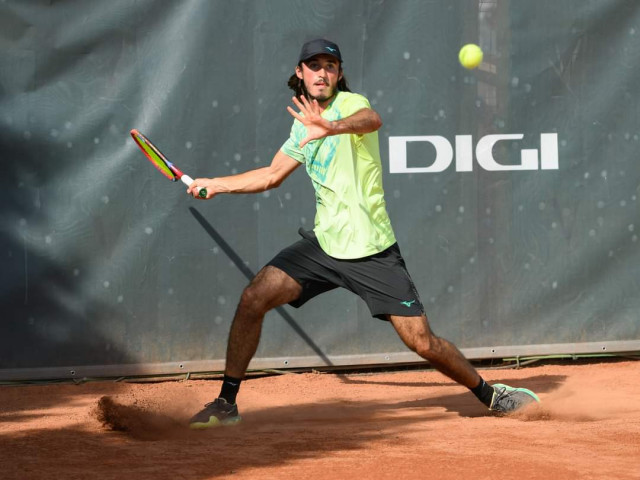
[187,39,539,428]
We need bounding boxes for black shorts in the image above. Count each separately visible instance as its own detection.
[266,228,425,320]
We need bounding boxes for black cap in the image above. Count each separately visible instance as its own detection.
[298,38,342,64]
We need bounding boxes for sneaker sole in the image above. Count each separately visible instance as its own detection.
[189,415,242,430]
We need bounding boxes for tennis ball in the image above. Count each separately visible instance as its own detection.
[458,44,483,69]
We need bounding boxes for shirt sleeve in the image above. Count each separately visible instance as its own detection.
[339,93,372,117]
[280,120,306,164]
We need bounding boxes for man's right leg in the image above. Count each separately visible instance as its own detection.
[190,266,302,429]
[225,265,302,378]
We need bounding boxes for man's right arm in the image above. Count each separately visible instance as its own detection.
[187,150,301,199]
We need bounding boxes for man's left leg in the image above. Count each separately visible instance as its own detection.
[389,314,480,387]
[389,314,539,413]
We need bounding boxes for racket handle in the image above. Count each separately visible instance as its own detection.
[181,175,207,198]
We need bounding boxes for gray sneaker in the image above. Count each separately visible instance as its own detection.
[189,398,242,429]
[489,383,540,414]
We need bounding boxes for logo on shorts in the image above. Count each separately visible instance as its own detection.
[400,300,416,307]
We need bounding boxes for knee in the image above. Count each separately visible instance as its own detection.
[412,334,443,361]
[236,267,300,315]
[238,284,268,314]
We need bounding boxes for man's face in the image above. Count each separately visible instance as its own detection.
[295,54,343,104]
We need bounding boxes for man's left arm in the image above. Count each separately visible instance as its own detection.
[288,96,382,148]
[329,107,382,136]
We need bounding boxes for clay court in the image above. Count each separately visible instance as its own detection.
[1,359,639,480]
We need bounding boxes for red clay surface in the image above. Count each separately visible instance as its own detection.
[1,360,639,480]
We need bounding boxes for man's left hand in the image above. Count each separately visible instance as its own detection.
[286,96,334,148]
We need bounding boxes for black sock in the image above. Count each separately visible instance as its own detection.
[219,375,242,404]
[470,377,495,407]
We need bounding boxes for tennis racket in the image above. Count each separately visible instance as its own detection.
[130,129,207,198]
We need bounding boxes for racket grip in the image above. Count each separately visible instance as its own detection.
[181,175,207,198]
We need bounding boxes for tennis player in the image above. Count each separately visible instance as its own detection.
[187,38,539,428]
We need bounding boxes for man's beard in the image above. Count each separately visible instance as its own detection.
[308,85,337,103]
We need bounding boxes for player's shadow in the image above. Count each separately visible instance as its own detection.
[0,372,569,479]
[0,395,451,479]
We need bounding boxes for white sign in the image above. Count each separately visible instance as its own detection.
[389,133,559,173]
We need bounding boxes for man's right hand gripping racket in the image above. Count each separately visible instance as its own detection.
[130,129,207,198]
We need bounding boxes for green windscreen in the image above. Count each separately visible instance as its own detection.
[1,0,639,380]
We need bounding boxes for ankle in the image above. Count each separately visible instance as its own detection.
[219,374,242,404]
[470,377,494,407]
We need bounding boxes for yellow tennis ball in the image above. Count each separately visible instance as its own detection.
[459,44,483,69]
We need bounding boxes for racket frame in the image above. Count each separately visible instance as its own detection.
[130,129,206,197]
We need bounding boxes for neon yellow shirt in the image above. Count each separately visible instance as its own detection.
[281,91,396,259]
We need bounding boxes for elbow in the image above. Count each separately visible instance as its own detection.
[266,179,281,190]
[372,111,383,131]
[265,172,284,191]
